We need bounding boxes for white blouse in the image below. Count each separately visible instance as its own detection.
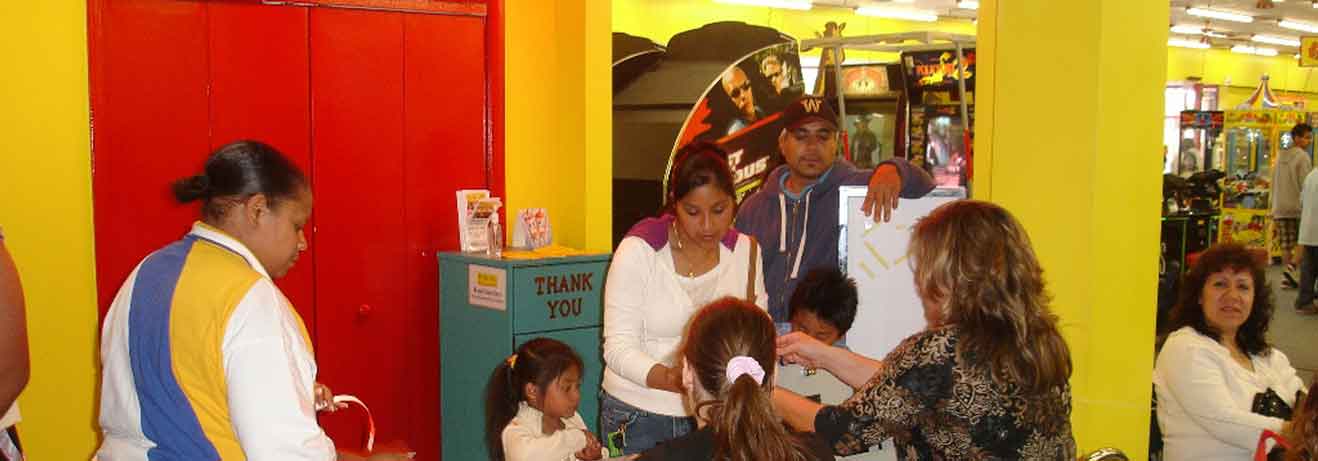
[601,234,767,416]
[501,402,606,461]
[1154,327,1305,461]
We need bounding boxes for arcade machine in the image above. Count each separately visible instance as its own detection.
[1218,109,1275,253]
[1175,110,1224,176]
[837,63,904,170]
[901,48,974,188]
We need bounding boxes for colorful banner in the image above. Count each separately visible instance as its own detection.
[670,42,805,202]
[902,48,975,98]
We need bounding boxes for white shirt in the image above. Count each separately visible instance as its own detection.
[501,402,606,461]
[96,223,335,461]
[602,234,767,416]
[1154,327,1305,461]
[1300,168,1318,245]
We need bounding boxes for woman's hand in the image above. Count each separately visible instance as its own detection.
[645,364,684,394]
[776,331,831,369]
[314,382,348,412]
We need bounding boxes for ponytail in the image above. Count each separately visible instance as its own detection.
[483,359,519,461]
[684,298,815,461]
[708,375,812,461]
[172,174,211,203]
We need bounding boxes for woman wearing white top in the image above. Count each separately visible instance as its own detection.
[1155,243,1307,461]
[0,227,27,461]
[601,142,768,455]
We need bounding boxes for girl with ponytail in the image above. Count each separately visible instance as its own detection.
[484,338,606,461]
[638,297,833,461]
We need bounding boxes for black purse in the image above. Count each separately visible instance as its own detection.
[1251,388,1294,420]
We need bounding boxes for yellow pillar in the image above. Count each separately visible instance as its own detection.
[0,1,100,459]
[505,0,612,252]
[975,0,1167,455]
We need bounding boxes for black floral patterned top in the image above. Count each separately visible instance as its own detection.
[814,326,1076,460]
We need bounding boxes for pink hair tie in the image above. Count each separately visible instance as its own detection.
[725,356,765,385]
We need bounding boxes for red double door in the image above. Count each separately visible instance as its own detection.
[89,1,496,458]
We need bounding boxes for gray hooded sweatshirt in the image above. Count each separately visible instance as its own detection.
[734,158,935,322]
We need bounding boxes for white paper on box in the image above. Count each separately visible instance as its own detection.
[456,189,490,252]
[468,265,506,311]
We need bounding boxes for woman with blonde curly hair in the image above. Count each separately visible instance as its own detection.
[774,200,1076,459]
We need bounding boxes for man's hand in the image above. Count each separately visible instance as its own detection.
[861,164,901,222]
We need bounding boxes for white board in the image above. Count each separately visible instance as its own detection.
[838,186,964,366]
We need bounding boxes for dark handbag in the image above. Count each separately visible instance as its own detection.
[1252,388,1294,420]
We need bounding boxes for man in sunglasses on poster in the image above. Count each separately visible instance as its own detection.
[721,66,764,135]
[735,95,935,326]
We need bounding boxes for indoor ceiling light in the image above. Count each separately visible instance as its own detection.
[1186,7,1255,23]
[957,0,979,8]
[713,0,812,10]
[855,6,938,22]
[1232,44,1279,56]
[1169,37,1211,49]
[1279,19,1318,33]
[1252,34,1301,47]
[1171,24,1229,37]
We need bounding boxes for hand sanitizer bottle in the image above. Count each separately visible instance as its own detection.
[487,213,503,258]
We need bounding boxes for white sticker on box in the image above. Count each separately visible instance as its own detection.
[469,265,507,311]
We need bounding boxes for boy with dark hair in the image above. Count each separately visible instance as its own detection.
[788,267,858,346]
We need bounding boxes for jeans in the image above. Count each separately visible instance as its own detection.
[599,391,694,455]
[1296,245,1318,309]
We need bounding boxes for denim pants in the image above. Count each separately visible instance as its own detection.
[599,391,694,455]
[1297,245,1318,309]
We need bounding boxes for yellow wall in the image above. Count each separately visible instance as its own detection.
[506,0,613,252]
[0,1,100,458]
[613,0,975,63]
[977,0,1165,456]
[1168,47,1318,109]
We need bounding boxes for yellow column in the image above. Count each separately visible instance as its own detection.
[0,1,100,459]
[505,0,612,252]
[975,0,1167,455]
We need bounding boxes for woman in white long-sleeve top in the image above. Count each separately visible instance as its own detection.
[601,141,767,455]
[1155,243,1307,461]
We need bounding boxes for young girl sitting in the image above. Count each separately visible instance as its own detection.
[638,297,834,461]
[484,338,607,461]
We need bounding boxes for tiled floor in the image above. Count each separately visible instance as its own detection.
[1264,265,1317,387]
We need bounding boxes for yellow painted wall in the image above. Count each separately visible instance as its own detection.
[977,0,1165,456]
[0,1,100,459]
[506,0,613,252]
[613,0,975,63]
[1168,47,1318,109]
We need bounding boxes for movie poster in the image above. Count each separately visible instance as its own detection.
[668,42,806,203]
[902,48,975,104]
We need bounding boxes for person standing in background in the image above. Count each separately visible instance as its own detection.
[1273,123,1312,288]
[0,227,29,461]
[1294,159,1318,314]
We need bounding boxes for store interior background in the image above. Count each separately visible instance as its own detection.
[3,0,1316,459]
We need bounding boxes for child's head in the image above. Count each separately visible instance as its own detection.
[483,338,584,461]
[681,297,812,461]
[788,267,858,345]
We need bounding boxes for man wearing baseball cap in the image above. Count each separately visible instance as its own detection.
[735,95,935,324]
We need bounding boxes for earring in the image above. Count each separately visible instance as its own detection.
[672,222,684,250]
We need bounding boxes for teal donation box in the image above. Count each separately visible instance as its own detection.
[439,252,610,461]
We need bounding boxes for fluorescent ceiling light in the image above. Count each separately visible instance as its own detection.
[855,7,938,22]
[1186,7,1254,23]
[1170,24,1228,37]
[957,0,979,8]
[1232,45,1279,56]
[1279,20,1318,33]
[1169,38,1211,49]
[1252,34,1301,47]
[713,0,812,9]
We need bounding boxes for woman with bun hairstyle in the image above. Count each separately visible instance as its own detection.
[96,140,376,460]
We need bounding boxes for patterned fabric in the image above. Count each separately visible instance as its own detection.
[1276,218,1300,253]
[815,326,1076,460]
